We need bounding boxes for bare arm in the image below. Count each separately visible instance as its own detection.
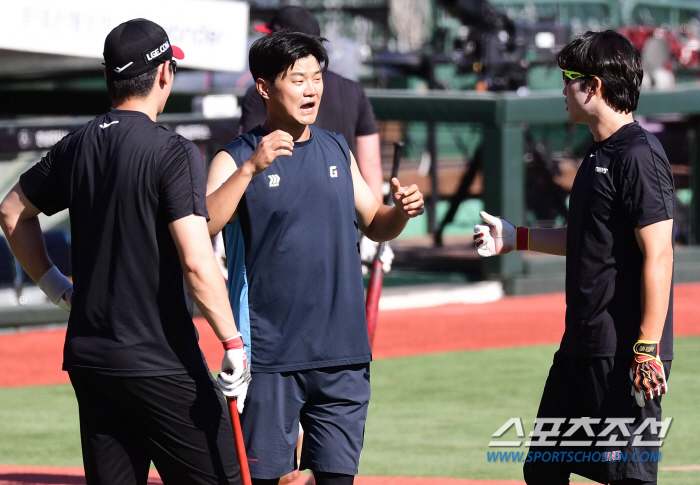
[634,219,674,342]
[206,151,253,236]
[0,183,52,281]
[529,227,568,256]
[474,211,566,257]
[354,133,383,201]
[353,152,424,242]
[169,214,238,341]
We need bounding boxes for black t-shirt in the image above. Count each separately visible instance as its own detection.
[20,109,211,376]
[561,122,674,360]
[239,70,379,155]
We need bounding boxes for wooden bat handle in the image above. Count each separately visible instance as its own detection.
[365,258,384,348]
[365,141,404,349]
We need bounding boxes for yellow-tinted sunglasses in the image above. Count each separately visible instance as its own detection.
[562,69,597,83]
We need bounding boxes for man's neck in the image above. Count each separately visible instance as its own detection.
[589,111,635,142]
[113,98,160,122]
[262,118,311,142]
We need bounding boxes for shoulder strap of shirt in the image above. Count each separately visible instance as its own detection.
[311,126,352,168]
[219,133,258,168]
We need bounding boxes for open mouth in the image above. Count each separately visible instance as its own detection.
[300,102,316,114]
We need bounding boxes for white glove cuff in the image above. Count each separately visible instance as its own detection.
[37,265,72,304]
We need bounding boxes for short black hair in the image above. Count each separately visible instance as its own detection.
[105,61,174,103]
[557,30,643,113]
[249,31,328,84]
[106,67,156,102]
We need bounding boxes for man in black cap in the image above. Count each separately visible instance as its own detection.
[0,18,248,485]
[242,6,394,291]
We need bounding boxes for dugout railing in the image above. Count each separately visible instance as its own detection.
[364,86,700,293]
[0,87,698,319]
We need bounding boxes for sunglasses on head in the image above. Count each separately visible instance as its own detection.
[562,69,596,84]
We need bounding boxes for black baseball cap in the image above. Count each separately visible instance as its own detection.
[253,6,321,36]
[103,18,184,81]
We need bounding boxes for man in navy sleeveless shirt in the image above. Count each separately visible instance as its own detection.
[206,32,424,485]
[240,6,391,280]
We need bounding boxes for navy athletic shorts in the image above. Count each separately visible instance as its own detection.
[523,350,671,485]
[69,371,241,485]
[240,363,370,479]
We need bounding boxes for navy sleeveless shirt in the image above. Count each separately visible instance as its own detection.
[219,125,371,372]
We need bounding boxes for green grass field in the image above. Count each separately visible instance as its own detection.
[2,337,699,483]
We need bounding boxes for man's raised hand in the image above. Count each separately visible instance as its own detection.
[473,211,516,257]
[390,177,424,218]
[246,130,294,175]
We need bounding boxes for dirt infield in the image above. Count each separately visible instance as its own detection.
[1,283,699,484]
[0,465,543,485]
[0,291,570,387]
[2,283,699,388]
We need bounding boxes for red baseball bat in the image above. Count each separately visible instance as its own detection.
[227,397,252,485]
[366,141,404,349]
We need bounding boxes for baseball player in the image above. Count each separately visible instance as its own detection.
[206,31,424,485]
[0,19,249,485]
[474,30,673,485]
[240,6,392,275]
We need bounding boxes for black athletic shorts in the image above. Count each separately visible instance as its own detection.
[240,363,370,479]
[523,351,671,485]
[69,371,241,485]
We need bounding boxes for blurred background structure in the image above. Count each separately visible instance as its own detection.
[1,0,700,323]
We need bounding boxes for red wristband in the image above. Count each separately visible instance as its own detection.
[515,226,529,251]
[222,336,244,351]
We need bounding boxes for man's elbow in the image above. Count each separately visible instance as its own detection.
[663,246,675,268]
[645,245,674,272]
[180,252,209,278]
[0,199,18,237]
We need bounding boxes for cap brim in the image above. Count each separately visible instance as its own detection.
[253,23,273,34]
[172,45,185,60]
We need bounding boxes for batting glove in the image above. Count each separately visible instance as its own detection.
[630,340,668,407]
[218,335,252,413]
[37,265,73,312]
[359,236,394,275]
[474,211,530,257]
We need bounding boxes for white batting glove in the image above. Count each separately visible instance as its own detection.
[57,287,73,312]
[360,236,394,274]
[473,211,519,257]
[218,335,251,413]
[37,265,73,312]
